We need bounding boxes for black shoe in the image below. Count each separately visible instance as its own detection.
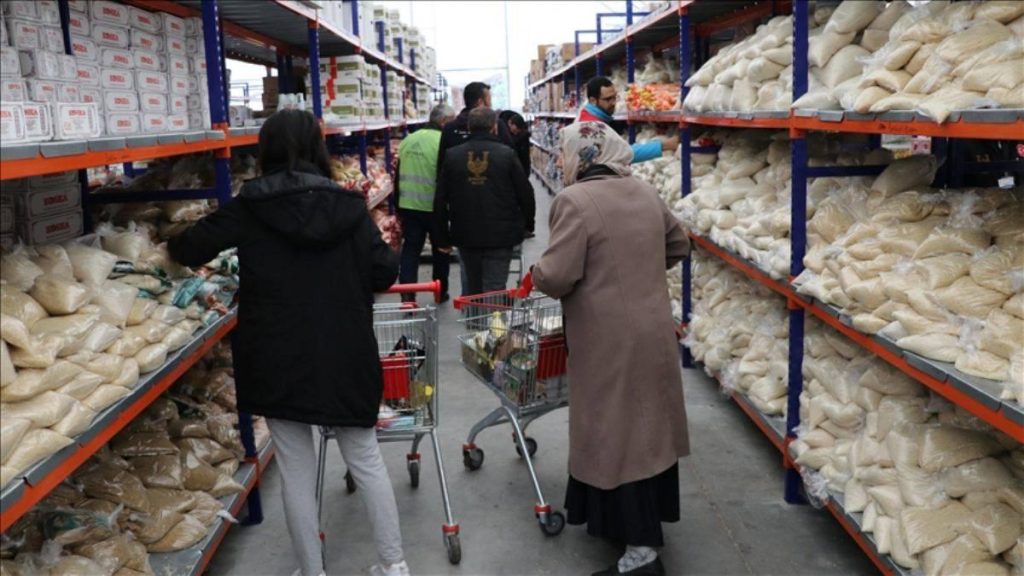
[524,231,536,239]
[439,293,451,303]
[591,557,665,576]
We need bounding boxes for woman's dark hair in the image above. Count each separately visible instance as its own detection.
[499,110,527,130]
[258,109,331,177]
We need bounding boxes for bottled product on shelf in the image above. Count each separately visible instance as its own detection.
[2,340,272,575]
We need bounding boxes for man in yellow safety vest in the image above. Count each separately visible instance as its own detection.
[396,104,456,302]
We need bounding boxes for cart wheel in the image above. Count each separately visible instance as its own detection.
[408,460,420,488]
[445,533,462,565]
[463,447,484,471]
[540,511,565,536]
[345,471,357,494]
[515,437,538,458]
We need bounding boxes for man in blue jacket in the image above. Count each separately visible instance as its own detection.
[576,76,678,164]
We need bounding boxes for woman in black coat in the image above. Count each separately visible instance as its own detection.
[169,110,409,576]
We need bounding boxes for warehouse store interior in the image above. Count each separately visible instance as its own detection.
[1,1,1022,576]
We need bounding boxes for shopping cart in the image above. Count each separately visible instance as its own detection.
[315,281,461,565]
[453,272,569,536]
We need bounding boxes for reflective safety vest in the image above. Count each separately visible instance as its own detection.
[397,127,441,212]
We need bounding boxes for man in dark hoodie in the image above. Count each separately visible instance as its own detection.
[434,107,535,295]
[168,110,411,576]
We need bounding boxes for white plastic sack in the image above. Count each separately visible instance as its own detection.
[0,249,44,291]
[65,242,118,286]
[29,274,92,315]
[2,390,77,427]
[92,280,138,328]
[3,429,73,477]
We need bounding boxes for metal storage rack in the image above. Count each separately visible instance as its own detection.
[526,2,1024,574]
[0,0,439,569]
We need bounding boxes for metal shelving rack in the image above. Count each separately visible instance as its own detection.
[0,0,440,567]
[527,2,1024,574]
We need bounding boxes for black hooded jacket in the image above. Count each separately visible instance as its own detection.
[168,164,398,427]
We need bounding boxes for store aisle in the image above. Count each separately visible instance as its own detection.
[210,180,875,576]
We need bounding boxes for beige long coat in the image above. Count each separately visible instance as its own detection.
[533,174,691,490]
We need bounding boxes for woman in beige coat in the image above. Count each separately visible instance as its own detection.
[533,122,690,576]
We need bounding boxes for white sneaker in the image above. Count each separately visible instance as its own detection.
[367,560,411,576]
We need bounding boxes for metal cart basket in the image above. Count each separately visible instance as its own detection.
[315,282,461,565]
[453,273,569,535]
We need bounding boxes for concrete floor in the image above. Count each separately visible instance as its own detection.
[209,180,877,576]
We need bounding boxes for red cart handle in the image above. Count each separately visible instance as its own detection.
[515,271,534,298]
[385,280,443,303]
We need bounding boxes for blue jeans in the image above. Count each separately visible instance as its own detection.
[398,209,450,299]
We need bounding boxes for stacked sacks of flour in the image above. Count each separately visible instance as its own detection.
[794,320,1024,575]
[684,253,789,416]
[1,223,240,489]
[677,131,791,278]
[683,15,794,113]
[794,0,1024,121]
[1,343,271,573]
[793,154,1024,404]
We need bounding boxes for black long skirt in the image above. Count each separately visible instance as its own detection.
[564,463,680,547]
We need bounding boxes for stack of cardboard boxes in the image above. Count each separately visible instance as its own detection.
[2,171,83,248]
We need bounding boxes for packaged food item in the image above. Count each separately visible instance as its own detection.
[162,13,186,38]
[146,488,196,513]
[53,102,102,140]
[140,113,166,133]
[105,113,141,136]
[18,210,85,246]
[0,102,27,143]
[3,428,73,475]
[100,67,135,90]
[70,35,99,61]
[100,47,133,69]
[133,48,160,72]
[7,19,41,50]
[139,91,167,114]
[19,49,62,80]
[29,273,92,315]
[68,11,91,36]
[1,47,22,77]
[90,0,130,26]
[92,23,131,48]
[77,464,151,511]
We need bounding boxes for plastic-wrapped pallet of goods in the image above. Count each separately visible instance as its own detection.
[791,155,1023,406]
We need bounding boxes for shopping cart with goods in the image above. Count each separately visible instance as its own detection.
[454,272,569,536]
[315,281,461,565]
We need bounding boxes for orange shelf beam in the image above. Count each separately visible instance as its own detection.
[0,316,238,533]
[690,233,792,299]
[0,139,229,181]
[792,115,1024,140]
[799,301,1024,443]
[682,114,790,129]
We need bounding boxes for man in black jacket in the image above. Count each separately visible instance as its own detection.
[437,82,514,172]
[434,107,535,295]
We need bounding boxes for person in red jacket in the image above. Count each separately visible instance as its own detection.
[578,76,678,163]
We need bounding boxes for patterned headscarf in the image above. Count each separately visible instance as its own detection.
[559,121,633,186]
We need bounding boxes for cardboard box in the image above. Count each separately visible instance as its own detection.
[18,49,62,80]
[100,47,133,69]
[2,1,38,21]
[100,67,134,90]
[1,48,21,77]
[167,113,188,131]
[136,70,167,93]
[130,29,162,52]
[79,87,101,105]
[168,54,188,76]
[92,22,131,48]
[536,44,554,62]
[170,74,190,96]
[561,42,593,62]
[2,79,27,101]
[133,48,160,71]
[129,7,162,34]
[67,12,90,37]
[53,102,101,139]
[40,26,66,53]
[26,79,58,102]
[139,91,167,114]
[91,1,130,26]
[141,112,167,133]
[168,94,187,115]
[7,19,41,50]
[70,35,98,61]
[164,35,186,55]
[57,82,78,103]
[19,209,84,246]
[21,102,53,141]
[1,103,28,143]
[163,13,186,38]
[103,89,139,112]
[105,111,139,135]
[16,183,81,219]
